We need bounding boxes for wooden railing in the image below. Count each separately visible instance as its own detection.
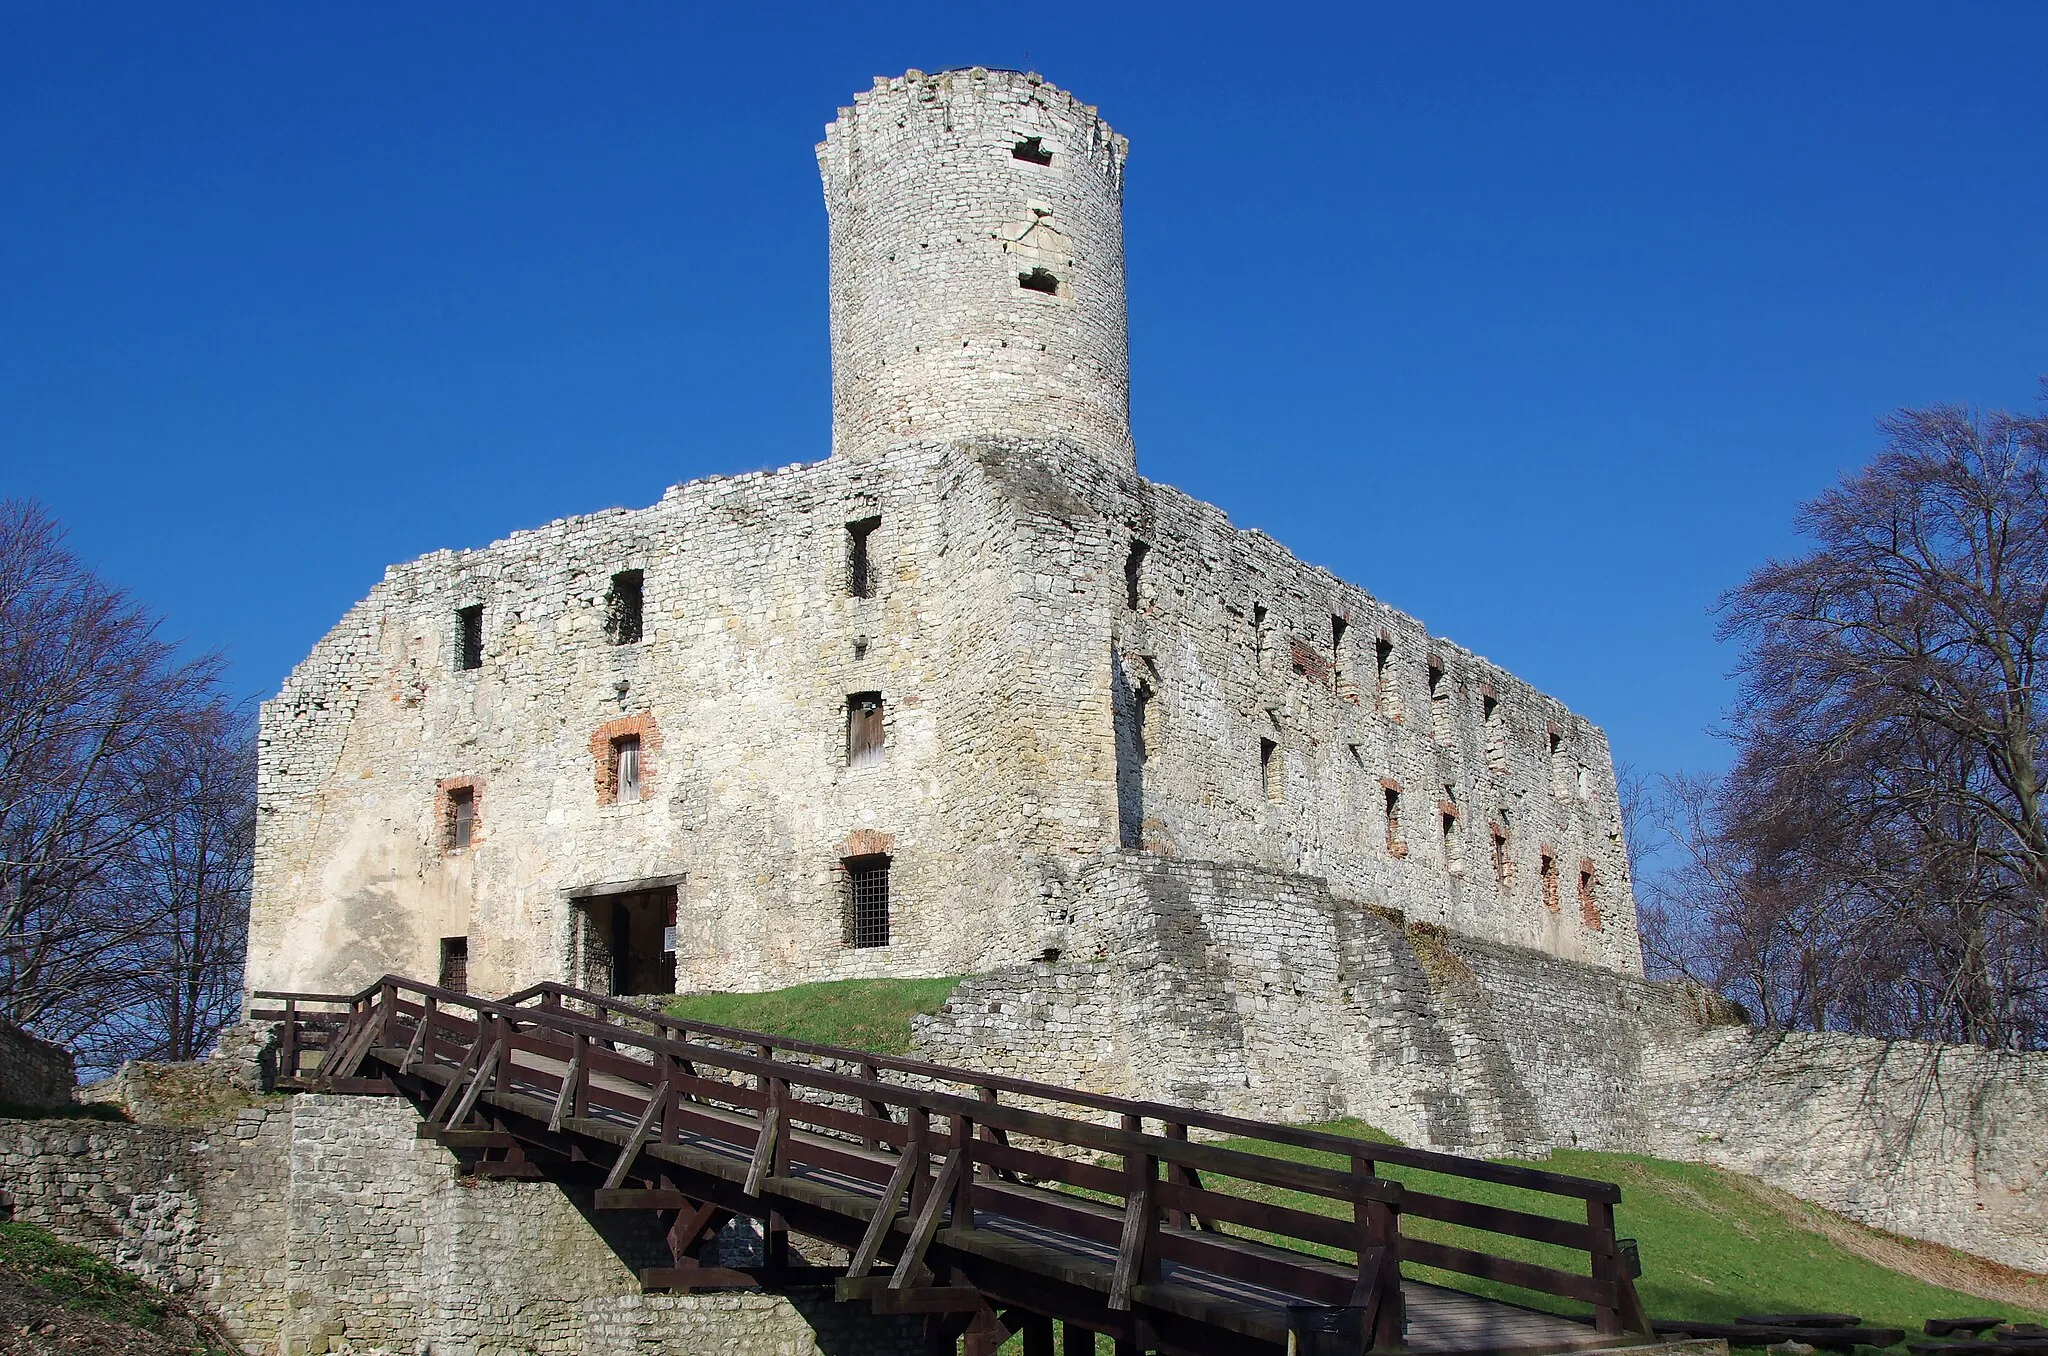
[252,976,1650,1341]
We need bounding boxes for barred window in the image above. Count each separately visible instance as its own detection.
[457,605,484,671]
[845,855,890,948]
[439,936,469,992]
[846,516,880,598]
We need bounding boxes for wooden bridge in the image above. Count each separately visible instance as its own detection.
[254,977,1655,1356]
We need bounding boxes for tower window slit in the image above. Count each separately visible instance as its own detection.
[1019,267,1060,295]
[1012,136,1053,165]
[1124,538,1149,610]
[1259,738,1280,803]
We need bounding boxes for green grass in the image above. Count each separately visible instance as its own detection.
[1191,1119,2048,1341]
[0,1220,171,1330]
[663,976,965,1055]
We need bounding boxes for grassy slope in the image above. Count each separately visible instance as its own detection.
[1211,1119,2048,1339]
[653,982,2047,1346]
[663,975,964,1055]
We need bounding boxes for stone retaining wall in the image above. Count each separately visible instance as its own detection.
[910,851,2048,1275]
[0,1090,920,1355]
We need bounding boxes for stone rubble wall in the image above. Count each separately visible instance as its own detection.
[910,850,2048,1275]
[0,1092,919,1355]
[0,1021,77,1109]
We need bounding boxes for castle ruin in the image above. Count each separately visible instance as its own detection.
[249,67,1640,1001]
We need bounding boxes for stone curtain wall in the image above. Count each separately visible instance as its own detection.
[911,851,2048,1273]
[1643,1030,2047,1274]
[0,1094,920,1355]
[0,1021,76,1108]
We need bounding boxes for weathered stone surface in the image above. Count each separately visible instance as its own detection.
[0,1095,918,1354]
[907,851,2048,1274]
[248,71,1639,1003]
[0,1021,75,1109]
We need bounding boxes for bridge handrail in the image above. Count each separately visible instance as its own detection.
[253,974,1647,1335]
[505,979,1624,1206]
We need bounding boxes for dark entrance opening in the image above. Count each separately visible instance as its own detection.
[574,885,678,997]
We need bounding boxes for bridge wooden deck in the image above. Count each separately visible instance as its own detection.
[255,978,1655,1356]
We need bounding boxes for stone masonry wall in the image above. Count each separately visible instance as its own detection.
[0,1094,919,1355]
[0,1021,76,1109]
[910,851,2048,1274]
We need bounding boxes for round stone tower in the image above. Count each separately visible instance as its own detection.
[817,68,1132,466]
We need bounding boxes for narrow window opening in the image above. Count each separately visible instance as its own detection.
[1491,825,1511,891]
[845,855,891,948]
[846,516,881,598]
[1259,738,1280,803]
[446,785,475,851]
[1012,136,1053,165]
[1540,851,1561,911]
[605,570,644,645]
[1134,684,1153,764]
[1019,267,1060,295]
[1252,603,1268,666]
[457,605,484,672]
[1442,806,1461,873]
[1428,658,1451,743]
[1383,784,1406,857]
[1374,634,1399,720]
[439,936,469,992]
[1482,688,1506,771]
[1124,539,1149,611]
[1578,863,1602,930]
[847,692,885,767]
[612,735,642,805]
[1331,617,1352,700]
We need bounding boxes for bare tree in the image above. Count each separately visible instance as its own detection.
[1686,396,2048,1048]
[0,499,250,1070]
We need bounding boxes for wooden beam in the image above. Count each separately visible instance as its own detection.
[445,1041,503,1129]
[639,1265,759,1293]
[742,1095,780,1198]
[602,1079,671,1192]
[547,1049,583,1133]
[1109,1157,1156,1312]
[595,1188,693,1211]
[890,1148,963,1290]
[846,1139,921,1280]
[423,1037,487,1125]
[871,1286,988,1315]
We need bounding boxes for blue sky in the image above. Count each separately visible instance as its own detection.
[3,2,2042,784]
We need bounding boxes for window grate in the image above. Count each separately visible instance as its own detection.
[846,516,880,598]
[457,605,484,671]
[439,936,469,992]
[846,856,890,948]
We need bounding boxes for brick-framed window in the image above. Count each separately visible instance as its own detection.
[1539,846,1560,911]
[591,713,662,806]
[1381,779,1406,857]
[437,776,482,852]
[844,854,891,948]
[1578,860,1603,930]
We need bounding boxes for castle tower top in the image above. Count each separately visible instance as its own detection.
[818,68,1133,466]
